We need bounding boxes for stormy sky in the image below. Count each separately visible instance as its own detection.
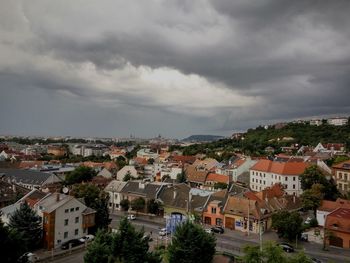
[0,0,349,139]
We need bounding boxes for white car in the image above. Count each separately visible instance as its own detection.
[304,217,312,224]
[127,214,136,220]
[205,228,213,234]
[19,252,39,263]
[159,228,170,236]
[79,234,95,243]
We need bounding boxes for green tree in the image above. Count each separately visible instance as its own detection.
[300,165,339,200]
[72,184,110,231]
[263,242,287,263]
[130,197,146,213]
[213,182,228,190]
[168,221,216,263]
[242,245,262,263]
[123,171,132,182]
[112,218,161,263]
[301,184,324,216]
[147,199,160,215]
[120,199,130,211]
[84,229,113,263]
[9,202,42,250]
[176,171,186,183]
[271,210,303,241]
[65,166,97,185]
[0,216,27,263]
[288,252,313,263]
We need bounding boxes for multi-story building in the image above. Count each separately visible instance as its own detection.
[249,160,309,196]
[35,193,95,250]
[47,145,67,157]
[332,160,350,193]
[327,117,348,126]
[309,119,322,126]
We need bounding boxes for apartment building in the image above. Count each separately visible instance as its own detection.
[35,193,95,250]
[332,160,350,193]
[249,160,309,196]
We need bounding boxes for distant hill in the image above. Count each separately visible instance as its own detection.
[182,135,225,142]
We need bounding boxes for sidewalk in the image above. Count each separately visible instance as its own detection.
[34,243,88,262]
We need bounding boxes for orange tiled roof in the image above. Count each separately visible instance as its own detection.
[251,159,309,175]
[133,157,148,165]
[185,165,208,183]
[206,173,229,184]
[332,160,350,170]
[319,198,350,212]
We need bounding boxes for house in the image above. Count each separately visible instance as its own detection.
[217,156,257,183]
[325,208,350,248]
[310,119,322,126]
[313,143,345,155]
[203,173,229,191]
[104,180,127,211]
[185,165,209,187]
[47,145,67,157]
[35,193,96,250]
[120,181,165,212]
[332,160,350,193]
[249,160,309,196]
[1,189,47,225]
[317,199,350,227]
[0,168,63,190]
[136,148,159,160]
[116,165,138,181]
[0,180,30,208]
[327,117,348,126]
[97,168,114,178]
[157,184,210,219]
[223,184,301,234]
[192,158,220,172]
[202,190,228,226]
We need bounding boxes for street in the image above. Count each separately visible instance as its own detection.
[49,213,350,263]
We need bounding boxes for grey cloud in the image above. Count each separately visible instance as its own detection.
[0,0,350,137]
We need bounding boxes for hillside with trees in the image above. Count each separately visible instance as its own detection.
[173,121,350,158]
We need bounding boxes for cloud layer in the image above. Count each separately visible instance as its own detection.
[1,0,350,138]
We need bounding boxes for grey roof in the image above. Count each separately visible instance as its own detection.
[158,183,190,210]
[104,180,127,192]
[120,181,163,199]
[0,168,56,186]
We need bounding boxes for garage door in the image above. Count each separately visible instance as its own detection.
[329,236,343,248]
[225,217,235,230]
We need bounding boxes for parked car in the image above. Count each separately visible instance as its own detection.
[311,258,322,263]
[19,252,39,263]
[304,217,312,224]
[79,234,95,243]
[300,232,308,241]
[127,214,136,220]
[60,239,83,250]
[211,226,224,234]
[143,234,153,242]
[159,228,171,236]
[279,243,294,253]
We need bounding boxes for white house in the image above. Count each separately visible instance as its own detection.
[116,165,138,181]
[104,180,127,211]
[97,168,114,178]
[217,157,257,182]
[249,160,309,196]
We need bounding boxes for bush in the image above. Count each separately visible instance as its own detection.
[309,218,318,228]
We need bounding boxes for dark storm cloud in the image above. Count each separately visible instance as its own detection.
[0,0,349,137]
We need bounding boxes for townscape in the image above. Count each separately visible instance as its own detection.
[0,117,350,263]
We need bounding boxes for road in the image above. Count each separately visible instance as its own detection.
[50,214,350,263]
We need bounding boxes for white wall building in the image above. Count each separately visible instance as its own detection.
[249,160,309,196]
[105,180,127,211]
[327,117,348,126]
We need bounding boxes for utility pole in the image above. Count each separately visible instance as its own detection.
[259,220,263,252]
[247,198,250,236]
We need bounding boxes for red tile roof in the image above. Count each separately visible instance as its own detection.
[206,173,229,184]
[251,159,309,175]
[332,160,350,170]
[326,208,350,234]
[319,199,350,212]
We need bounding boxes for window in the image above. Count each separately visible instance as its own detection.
[293,177,296,181]
[75,207,79,211]
[252,178,254,182]
[74,229,79,236]
[64,219,68,226]
[75,217,79,223]
[345,174,348,181]
[65,209,69,213]
[70,208,74,212]
[57,239,61,244]
[211,207,217,214]
[293,184,296,189]
[285,177,288,181]
[64,232,68,238]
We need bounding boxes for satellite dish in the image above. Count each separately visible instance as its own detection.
[62,187,69,194]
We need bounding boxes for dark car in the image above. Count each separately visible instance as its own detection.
[211,226,224,234]
[279,243,294,253]
[311,258,322,263]
[60,239,83,250]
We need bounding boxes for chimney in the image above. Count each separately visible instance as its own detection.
[56,192,60,202]
[173,190,177,200]
[12,184,16,193]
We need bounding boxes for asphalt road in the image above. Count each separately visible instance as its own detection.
[50,214,350,263]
